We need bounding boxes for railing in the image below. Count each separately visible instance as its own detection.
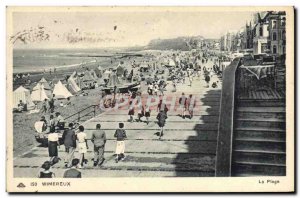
[65,104,99,124]
[215,58,242,177]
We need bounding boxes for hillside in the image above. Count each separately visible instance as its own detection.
[146,36,205,51]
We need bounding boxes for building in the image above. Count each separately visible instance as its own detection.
[266,11,286,55]
[243,21,253,50]
[252,13,269,55]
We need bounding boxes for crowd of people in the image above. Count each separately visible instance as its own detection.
[34,49,224,178]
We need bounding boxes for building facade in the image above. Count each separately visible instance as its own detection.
[252,13,269,54]
[267,11,286,55]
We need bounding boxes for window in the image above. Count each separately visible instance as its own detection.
[273,20,277,28]
[281,17,286,26]
[273,32,277,41]
[282,30,286,40]
[273,45,277,54]
[259,27,263,36]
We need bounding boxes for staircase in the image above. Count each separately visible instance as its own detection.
[231,100,286,176]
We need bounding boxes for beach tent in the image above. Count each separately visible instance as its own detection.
[83,70,95,82]
[13,86,35,109]
[165,59,176,67]
[106,72,122,88]
[52,81,73,99]
[96,77,106,87]
[90,69,98,80]
[37,78,51,90]
[95,67,103,78]
[52,77,59,84]
[39,77,47,83]
[67,76,81,93]
[103,70,112,80]
[31,83,51,102]
[116,65,125,76]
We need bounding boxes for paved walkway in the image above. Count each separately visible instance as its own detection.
[14,60,222,177]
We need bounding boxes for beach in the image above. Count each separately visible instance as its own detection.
[12,48,154,155]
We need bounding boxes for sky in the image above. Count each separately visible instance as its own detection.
[11,9,254,49]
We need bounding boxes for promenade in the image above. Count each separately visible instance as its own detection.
[14,60,222,177]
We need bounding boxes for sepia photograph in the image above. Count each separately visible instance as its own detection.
[6,6,294,192]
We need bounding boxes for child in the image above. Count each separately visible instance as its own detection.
[38,161,55,178]
[114,123,127,163]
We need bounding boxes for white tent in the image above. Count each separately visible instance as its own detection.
[67,76,81,93]
[167,59,176,67]
[13,86,35,109]
[103,70,112,80]
[31,83,50,102]
[53,80,73,99]
[38,77,51,90]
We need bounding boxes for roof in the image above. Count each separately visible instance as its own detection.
[14,86,29,93]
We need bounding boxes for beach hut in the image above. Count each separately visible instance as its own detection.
[13,86,35,110]
[31,83,51,102]
[52,81,73,99]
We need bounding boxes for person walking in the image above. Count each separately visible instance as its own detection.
[48,115,55,133]
[76,125,89,168]
[40,99,48,113]
[49,94,55,113]
[188,73,193,87]
[179,92,187,119]
[137,104,144,122]
[47,131,60,165]
[91,124,106,167]
[156,109,168,140]
[172,79,177,92]
[205,74,211,88]
[157,100,168,115]
[186,94,196,119]
[144,105,151,125]
[38,161,55,178]
[128,101,134,123]
[114,123,127,163]
[62,123,76,168]
[63,158,82,178]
